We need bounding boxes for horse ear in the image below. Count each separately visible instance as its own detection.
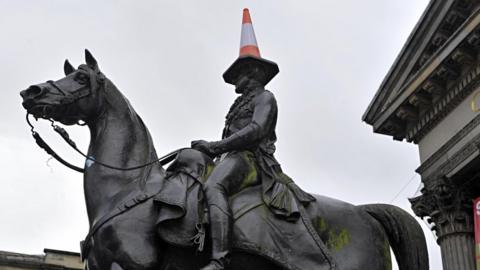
[85,49,99,70]
[64,59,75,75]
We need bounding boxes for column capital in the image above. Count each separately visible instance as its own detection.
[409,177,473,241]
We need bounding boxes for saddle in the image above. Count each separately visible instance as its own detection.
[154,149,335,270]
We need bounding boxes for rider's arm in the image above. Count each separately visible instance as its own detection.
[210,91,277,155]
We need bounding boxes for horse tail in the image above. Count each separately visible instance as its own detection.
[358,204,429,270]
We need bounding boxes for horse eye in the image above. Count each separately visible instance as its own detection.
[75,73,88,85]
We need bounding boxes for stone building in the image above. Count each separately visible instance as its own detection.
[0,249,83,270]
[363,0,480,269]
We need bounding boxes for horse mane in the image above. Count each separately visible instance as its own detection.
[99,77,160,176]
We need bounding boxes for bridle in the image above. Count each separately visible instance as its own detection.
[46,79,92,106]
[25,67,183,173]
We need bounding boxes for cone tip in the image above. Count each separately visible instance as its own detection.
[242,8,252,24]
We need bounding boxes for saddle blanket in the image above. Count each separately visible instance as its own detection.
[153,169,334,270]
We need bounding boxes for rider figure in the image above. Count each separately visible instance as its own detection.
[192,9,315,270]
[192,67,273,269]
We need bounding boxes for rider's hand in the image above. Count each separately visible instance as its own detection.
[191,140,217,158]
[191,140,208,149]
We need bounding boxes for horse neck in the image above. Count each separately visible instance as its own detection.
[84,81,161,224]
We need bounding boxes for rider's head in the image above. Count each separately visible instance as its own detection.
[234,66,266,94]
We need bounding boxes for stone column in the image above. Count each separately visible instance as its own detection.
[410,179,475,270]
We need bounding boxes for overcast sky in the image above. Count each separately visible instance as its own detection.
[0,1,440,269]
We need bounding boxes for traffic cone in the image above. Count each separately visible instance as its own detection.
[223,8,279,85]
[239,8,261,57]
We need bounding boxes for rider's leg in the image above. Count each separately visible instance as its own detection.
[201,151,259,270]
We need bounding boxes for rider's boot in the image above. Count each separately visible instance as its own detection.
[200,203,232,270]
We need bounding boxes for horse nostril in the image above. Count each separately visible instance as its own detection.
[25,85,44,98]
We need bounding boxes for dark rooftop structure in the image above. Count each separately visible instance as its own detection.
[0,249,83,270]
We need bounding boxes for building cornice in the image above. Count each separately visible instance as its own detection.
[363,0,455,124]
[373,7,480,129]
[407,64,480,142]
[370,6,480,141]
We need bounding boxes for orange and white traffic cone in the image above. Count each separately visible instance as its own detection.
[239,8,261,58]
[223,8,279,86]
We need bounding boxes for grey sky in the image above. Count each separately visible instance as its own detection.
[0,1,439,269]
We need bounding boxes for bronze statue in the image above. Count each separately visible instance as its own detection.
[20,49,429,270]
[19,9,429,270]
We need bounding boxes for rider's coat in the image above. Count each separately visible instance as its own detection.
[212,86,315,220]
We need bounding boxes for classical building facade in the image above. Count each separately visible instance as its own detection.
[363,1,480,269]
[0,249,83,270]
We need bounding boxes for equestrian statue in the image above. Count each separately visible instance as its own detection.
[20,8,428,270]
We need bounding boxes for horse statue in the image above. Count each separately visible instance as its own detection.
[20,50,428,270]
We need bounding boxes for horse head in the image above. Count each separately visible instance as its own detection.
[21,50,105,125]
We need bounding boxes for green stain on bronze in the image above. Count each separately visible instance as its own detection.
[327,228,350,251]
[239,151,258,189]
[240,165,257,189]
[313,217,350,252]
[314,217,328,232]
[384,240,392,270]
[205,163,214,178]
[199,163,215,183]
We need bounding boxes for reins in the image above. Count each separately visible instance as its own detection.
[26,113,184,173]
